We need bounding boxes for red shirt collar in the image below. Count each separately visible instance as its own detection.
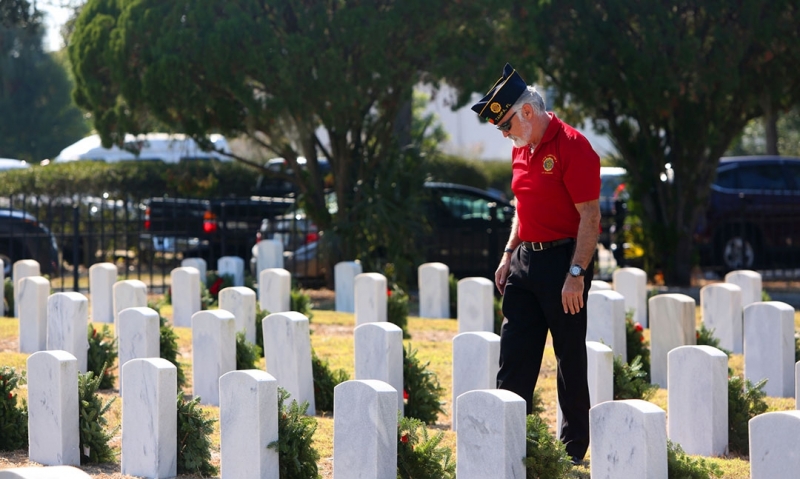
[538,112,561,146]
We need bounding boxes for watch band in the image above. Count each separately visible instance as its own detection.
[504,247,515,254]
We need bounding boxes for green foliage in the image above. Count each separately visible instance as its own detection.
[311,349,349,413]
[424,154,489,190]
[0,367,28,451]
[403,344,446,425]
[494,296,505,336]
[613,355,657,401]
[531,389,546,417]
[397,415,456,479]
[155,310,186,389]
[696,323,731,356]
[476,160,513,200]
[255,304,268,357]
[86,324,118,389]
[761,290,772,302]
[291,287,313,321]
[727,107,800,158]
[203,272,234,308]
[625,315,651,383]
[3,277,13,316]
[235,331,262,371]
[524,413,573,479]
[667,440,722,479]
[388,283,411,339]
[728,376,768,455]
[176,394,217,476]
[795,333,800,363]
[78,370,117,464]
[0,20,89,163]
[268,388,321,479]
[448,274,458,319]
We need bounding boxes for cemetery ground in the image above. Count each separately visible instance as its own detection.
[1,290,797,478]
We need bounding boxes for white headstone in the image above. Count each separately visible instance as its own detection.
[262,312,316,415]
[456,389,527,479]
[612,267,648,327]
[13,259,40,318]
[557,341,614,432]
[219,370,279,479]
[668,346,728,456]
[749,411,800,479]
[589,280,612,292]
[0,466,91,478]
[256,239,283,277]
[587,290,627,360]
[218,256,245,287]
[258,268,291,314]
[725,269,762,307]
[46,293,89,373]
[113,280,147,328]
[89,263,116,324]
[18,276,49,354]
[219,286,257,344]
[457,277,494,333]
[700,282,743,354]
[452,332,501,430]
[118,307,160,396]
[191,310,236,406]
[26,350,80,467]
[181,257,207,286]
[354,322,404,415]
[171,267,201,328]
[418,262,449,319]
[354,272,387,325]
[333,380,398,479]
[590,400,667,479]
[334,261,362,313]
[744,301,795,398]
[648,293,696,388]
[121,358,177,479]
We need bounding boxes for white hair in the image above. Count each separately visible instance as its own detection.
[512,86,546,115]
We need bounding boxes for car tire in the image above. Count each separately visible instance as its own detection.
[718,229,760,272]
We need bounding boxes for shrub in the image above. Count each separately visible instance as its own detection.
[3,277,13,316]
[255,304,268,356]
[795,333,800,363]
[494,296,504,335]
[696,323,731,356]
[531,389,545,417]
[448,274,458,319]
[86,324,118,389]
[423,154,489,190]
[203,272,234,308]
[728,376,768,455]
[403,344,446,424]
[388,283,411,339]
[523,413,573,478]
[397,415,455,479]
[625,315,651,382]
[667,440,722,478]
[613,355,657,401]
[311,349,349,413]
[0,367,28,451]
[177,394,217,476]
[268,388,321,479]
[78,370,117,464]
[155,310,187,389]
[291,287,313,320]
[235,331,263,370]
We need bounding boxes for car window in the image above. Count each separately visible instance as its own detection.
[600,174,624,197]
[784,163,800,190]
[736,164,790,191]
[439,192,502,221]
[714,168,737,189]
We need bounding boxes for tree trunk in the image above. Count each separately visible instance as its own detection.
[761,93,779,155]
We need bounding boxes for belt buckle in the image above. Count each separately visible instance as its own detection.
[532,242,544,251]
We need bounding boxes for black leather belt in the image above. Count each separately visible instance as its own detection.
[522,238,574,252]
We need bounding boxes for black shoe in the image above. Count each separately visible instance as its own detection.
[570,456,583,466]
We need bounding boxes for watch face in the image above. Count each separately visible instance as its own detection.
[570,265,582,276]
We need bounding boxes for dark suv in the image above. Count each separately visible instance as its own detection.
[0,209,60,276]
[695,155,800,271]
[254,182,514,281]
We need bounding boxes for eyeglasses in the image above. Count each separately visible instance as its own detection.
[496,111,517,132]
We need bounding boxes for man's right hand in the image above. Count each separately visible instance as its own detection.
[495,253,512,294]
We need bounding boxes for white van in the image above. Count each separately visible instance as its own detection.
[54,133,231,163]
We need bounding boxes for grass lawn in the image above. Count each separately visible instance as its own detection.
[1,306,798,478]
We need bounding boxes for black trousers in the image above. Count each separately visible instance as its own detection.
[497,241,594,459]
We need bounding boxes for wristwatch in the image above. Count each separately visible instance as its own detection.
[568,264,586,277]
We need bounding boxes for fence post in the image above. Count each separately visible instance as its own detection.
[72,205,79,291]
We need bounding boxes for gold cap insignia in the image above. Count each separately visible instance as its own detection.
[490,102,502,114]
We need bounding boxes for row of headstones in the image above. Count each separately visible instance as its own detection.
[24,344,800,479]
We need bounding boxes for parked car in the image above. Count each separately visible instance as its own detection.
[253,182,514,281]
[0,209,60,276]
[599,166,627,249]
[695,155,800,271]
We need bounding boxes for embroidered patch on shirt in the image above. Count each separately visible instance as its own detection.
[542,155,556,172]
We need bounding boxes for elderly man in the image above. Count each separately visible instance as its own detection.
[471,63,601,463]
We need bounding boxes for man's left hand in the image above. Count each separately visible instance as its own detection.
[562,275,585,314]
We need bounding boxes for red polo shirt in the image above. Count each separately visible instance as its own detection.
[511,113,600,242]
